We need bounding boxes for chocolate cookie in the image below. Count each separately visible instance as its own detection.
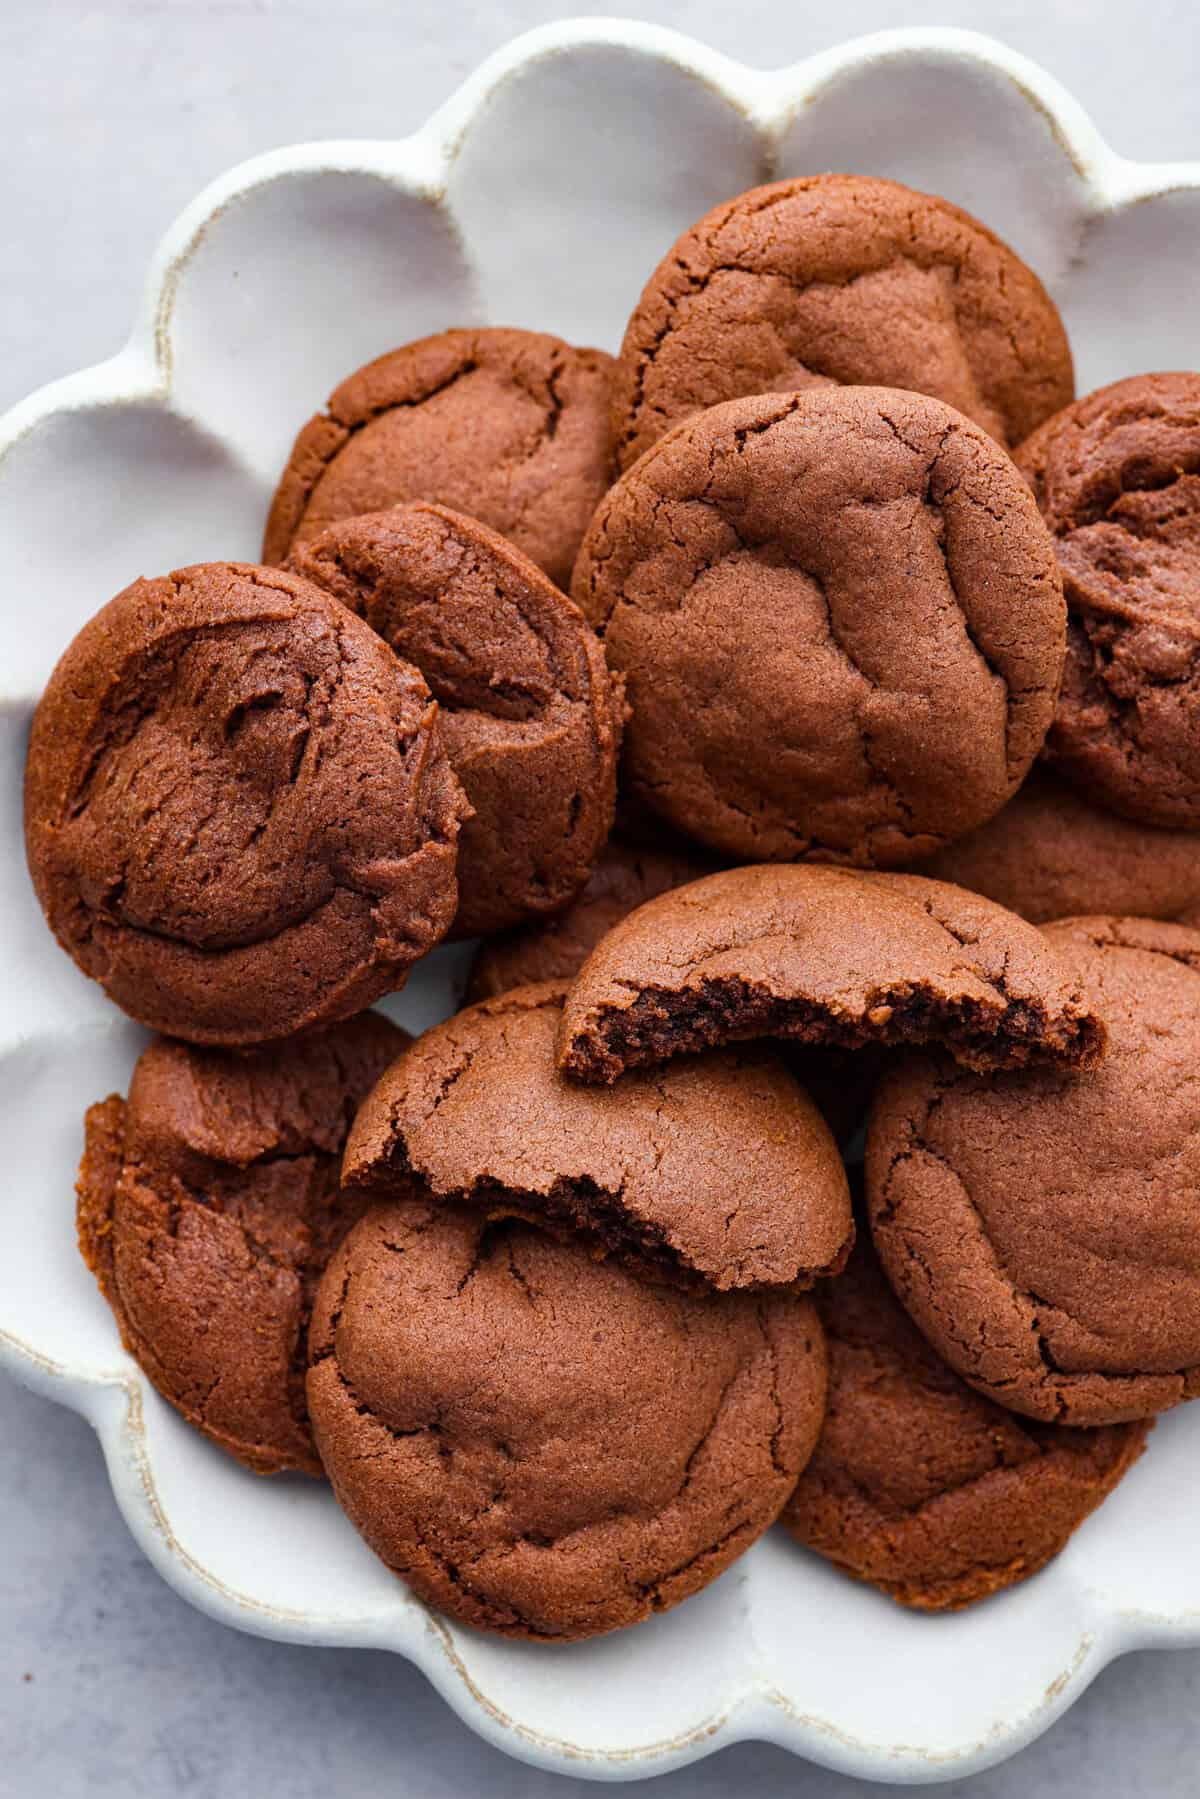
[263,328,614,588]
[573,388,1065,866]
[307,1197,828,1639]
[287,503,625,937]
[612,174,1073,470]
[466,839,709,1000]
[343,981,853,1292]
[1017,373,1200,826]
[76,1012,403,1475]
[466,843,879,1147]
[782,1221,1149,1610]
[921,768,1200,923]
[557,865,1105,1085]
[24,562,467,1044]
[867,916,1200,1424]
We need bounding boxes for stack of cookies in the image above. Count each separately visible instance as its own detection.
[28,171,1200,1641]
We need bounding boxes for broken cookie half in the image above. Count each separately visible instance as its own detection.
[555,865,1107,1085]
[343,980,853,1295]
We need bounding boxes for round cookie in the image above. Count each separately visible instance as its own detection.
[343,981,853,1293]
[287,502,626,937]
[867,916,1200,1425]
[556,865,1106,1085]
[263,328,614,588]
[573,388,1065,866]
[307,1196,828,1639]
[24,561,467,1044]
[782,1222,1150,1610]
[466,839,711,1000]
[1017,372,1200,826]
[921,768,1200,923]
[612,173,1073,470]
[76,1012,404,1475]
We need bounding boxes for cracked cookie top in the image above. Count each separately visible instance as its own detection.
[306,1195,828,1639]
[24,560,467,1044]
[610,173,1074,470]
[866,916,1200,1424]
[920,767,1200,924]
[556,864,1106,1085]
[342,980,853,1293]
[262,327,615,589]
[466,838,711,1001]
[75,1012,404,1476]
[1016,372,1200,827]
[287,502,626,938]
[572,387,1065,865]
[782,1215,1149,1610]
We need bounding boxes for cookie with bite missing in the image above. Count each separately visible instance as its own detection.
[556,864,1105,1085]
[24,561,467,1045]
[467,842,880,1146]
[288,502,624,938]
[76,1012,404,1475]
[782,1220,1149,1610]
[611,173,1073,470]
[307,1196,828,1639]
[867,916,1200,1425]
[344,980,853,1293]
[263,327,614,588]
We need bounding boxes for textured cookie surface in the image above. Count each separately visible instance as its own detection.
[557,864,1105,1085]
[288,502,625,937]
[307,1197,828,1639]
[24,561,466,1044]
[76,1013,403,1475]
[921,768,1200,923]
[867,917,1200,1424]
[1018,372,1200,826]
[466,839,710,1000]
[263,328,614,587]
[344,980,852,1292]
[782,1222,1149,1609]
[574,388,1065,865]
[612,173,1073,469]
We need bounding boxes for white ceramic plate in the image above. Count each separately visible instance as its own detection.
[3,18,1199,1786]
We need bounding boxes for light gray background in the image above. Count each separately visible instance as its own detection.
[3,3,1199,1794]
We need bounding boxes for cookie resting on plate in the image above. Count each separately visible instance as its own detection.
[574,387,1065,866]
[611,173,1073,468]
[288,501,624,938]
[24,561,467,1044]
[264,327,614,589]
[782,1220,1149,1609]
[76,1012,404,1475]
[307,1196,828,1640]
[867,917,1200,1425]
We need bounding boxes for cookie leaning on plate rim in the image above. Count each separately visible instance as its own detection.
[23,560,469,1045]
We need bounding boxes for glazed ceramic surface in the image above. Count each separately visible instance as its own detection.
[2,19,1199,1784]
